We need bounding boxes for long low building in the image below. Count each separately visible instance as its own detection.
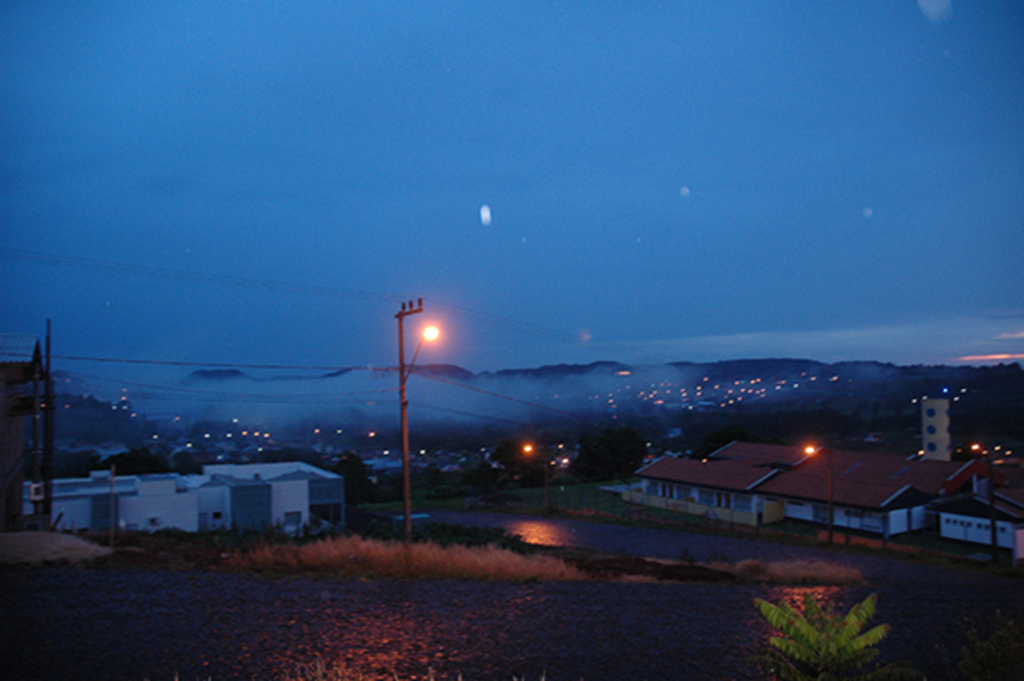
[23,462,344,534]
[628,441,997,539]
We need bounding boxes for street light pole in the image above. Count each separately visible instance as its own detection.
[987,450,998,564]
[807,446,834,545]
[825,447,834,545]
[396,298,423,546]
[544,454,551,514]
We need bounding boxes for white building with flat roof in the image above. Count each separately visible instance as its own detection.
[25,462,344,534]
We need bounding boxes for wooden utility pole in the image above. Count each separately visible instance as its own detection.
[43,320,54,517]
[109,464,116,549]
[396,298,424,546]
[988,453,999,563]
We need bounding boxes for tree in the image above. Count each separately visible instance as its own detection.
[170,449,203,475]
[749,593,922,681]
[573,427,646,481]
[490,439,529,483]
[96,447,171,475]
[695,425,751,458]
[332,452,375,505]
[462,460,500,494]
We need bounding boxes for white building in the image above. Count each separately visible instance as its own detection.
[25,462,344,534]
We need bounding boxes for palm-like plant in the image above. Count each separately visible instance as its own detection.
[749,593,923,681]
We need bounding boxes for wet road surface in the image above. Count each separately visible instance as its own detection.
[2,513,1021,681]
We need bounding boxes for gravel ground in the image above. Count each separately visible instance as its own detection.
[2,514,1021,681]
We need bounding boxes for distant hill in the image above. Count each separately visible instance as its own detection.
[55,358,1023,453]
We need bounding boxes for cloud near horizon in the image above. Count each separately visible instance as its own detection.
[628,312,1024,367]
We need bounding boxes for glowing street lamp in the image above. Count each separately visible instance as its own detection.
[395,299,439,545]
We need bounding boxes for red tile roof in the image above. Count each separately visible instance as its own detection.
[637,442,994,510]
[706,441,810,467]
[638,456,779,491]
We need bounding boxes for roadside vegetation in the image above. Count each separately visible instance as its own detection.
[224,533,583,581]
[73,521,867,585]
[749,593,923,680]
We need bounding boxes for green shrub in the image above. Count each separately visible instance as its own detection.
[749,593,922,680]
[958,612,1023,681]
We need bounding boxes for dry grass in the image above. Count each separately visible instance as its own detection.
[710,558,865,585]
[224,534,585,581]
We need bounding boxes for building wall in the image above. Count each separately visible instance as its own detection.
[888,509,909,535]
[938,513,1015,549]
[20,464,342,534]
[50,497,92,532]
[231,483,271,530]
[120,490,198,532]
[635,477,926,536]
[785,500,814,522]
[90,493,117,531]
[138,478,177,496]
[197,486,230,530]
[911,506,927,531]
[623,489,760,527]
[309,477,345,527]
[1,372,28,532]
[762,500,786,524]
[269,478,308,530]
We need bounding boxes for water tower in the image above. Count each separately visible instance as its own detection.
[921,397,951,461]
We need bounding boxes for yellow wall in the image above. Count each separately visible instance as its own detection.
[623,490,767,528]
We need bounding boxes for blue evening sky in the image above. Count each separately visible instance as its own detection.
[2,1,1022,375]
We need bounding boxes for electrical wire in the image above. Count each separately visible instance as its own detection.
[2,246,677,363]
[0,247,398,303]
[48,354,375,372]
[410,368,593,421]
[407,401,536,427]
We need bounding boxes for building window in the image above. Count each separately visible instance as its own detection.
[733,495,752,512]
[813,506,828,523]
[213,512,222,520]
[698,489,715,506]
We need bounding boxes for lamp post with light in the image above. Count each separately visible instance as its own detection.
[395,298,439,545]
[973,443,1000,563]
[806,446,834,544]
[523,444,553,513]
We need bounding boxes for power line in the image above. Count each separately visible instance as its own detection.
[46,353,373,372]
[63,370,398,405]
[0,246,398,303]
[410,369,593,422]
[407,401,536,427]
[3,246,677,363]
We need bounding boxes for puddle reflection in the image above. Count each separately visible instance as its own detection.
[503,519,574,546]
